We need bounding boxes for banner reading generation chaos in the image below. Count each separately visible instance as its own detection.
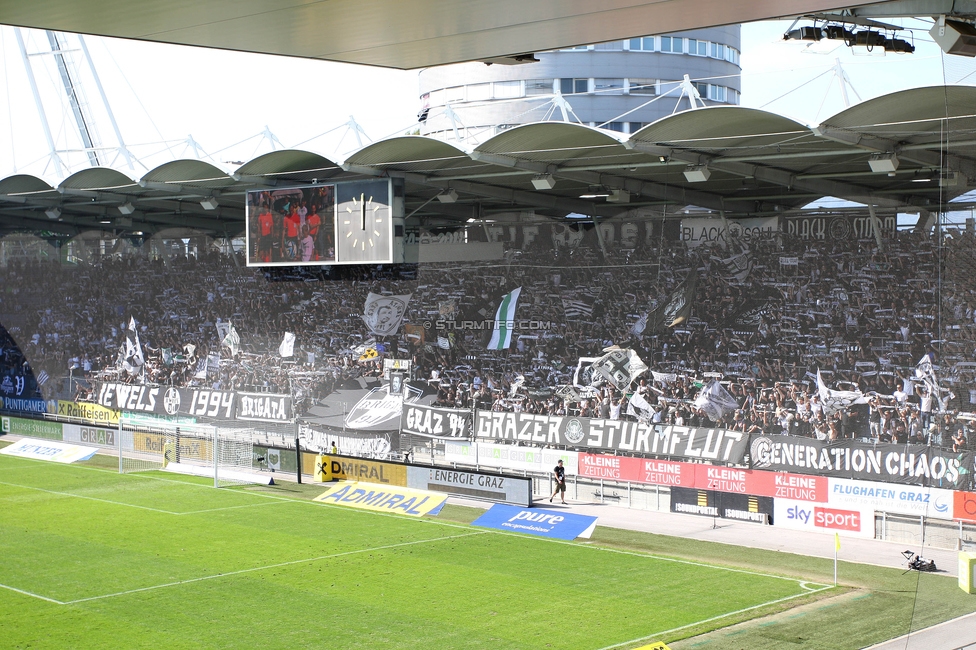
[93,383,293,423]
[475,411,749,464]
[749,434,975,490]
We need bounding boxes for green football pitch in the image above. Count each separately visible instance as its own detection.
[0,451,833,649]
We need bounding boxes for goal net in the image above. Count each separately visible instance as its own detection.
[118,417,264,487]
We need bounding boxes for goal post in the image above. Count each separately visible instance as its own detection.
[117,416,265,487]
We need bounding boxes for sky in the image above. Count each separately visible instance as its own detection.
[0,16,973,183]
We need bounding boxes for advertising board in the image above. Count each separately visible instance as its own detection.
[321,455,407,486]
[471,504,597,540]
[1,416,63,440]
[827,478,954,520]
[444,440,579,475]
[57,400,119,425]
[669,487,773,524]
[406,466,531,506]
[62,423,116,447]
[0,438,97,463]
[314,481,446,516]
[774,499,875,538]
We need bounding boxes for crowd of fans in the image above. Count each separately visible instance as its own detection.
[2,222,976,451]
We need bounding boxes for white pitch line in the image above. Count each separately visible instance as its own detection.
[0,581,66,605]
[0,479,180,515]
[63,531,486,605]
[593,585,835,650]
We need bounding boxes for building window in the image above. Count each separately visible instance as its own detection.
[603,121,626,132]
[467,83,490,101]
[594,78,624,94]
[629,122,645,133]
[594,41,624,51]
[525,79,553,96]
[710,42,720,58]
[560,45,589,51]
[687,39,707,56]
[493,80,521,99]
[629,36,655,51]
[560,78,590,94]
[660,36,683,53]
[627,78,656,95]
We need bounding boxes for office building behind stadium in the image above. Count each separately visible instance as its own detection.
[418,26,741,139]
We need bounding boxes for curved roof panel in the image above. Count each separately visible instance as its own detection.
[476,122,626,162]
[234,150,340,179]
[0,175,56,196]
[60,168,139,192]
[141,160,236,189]
[631,107,818,157]
[823,86,976,141]
[346,136,477,173]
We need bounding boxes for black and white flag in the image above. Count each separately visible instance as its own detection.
[119,317,145,378]
[817,369,868,416]
[590,349,648,390]
[562,295,596,319]
[693,380,739,422]
[217,320,241,357]
[363,292,412,336]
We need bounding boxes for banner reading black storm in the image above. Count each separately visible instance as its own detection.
[475,411,749,464]
[749,434,974,490]
[93,383,293,423]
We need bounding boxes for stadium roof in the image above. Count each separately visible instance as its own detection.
[0,0,876,70]
[2,85,975,238]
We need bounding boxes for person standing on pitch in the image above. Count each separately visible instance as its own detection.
[549,459,567,504]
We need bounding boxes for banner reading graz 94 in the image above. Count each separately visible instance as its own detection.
[401,403,471,438]
[475,411,749,464]
[94,383,293,422]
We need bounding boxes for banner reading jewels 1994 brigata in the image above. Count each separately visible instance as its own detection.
[93,383,293,423]
[474,411,749,464]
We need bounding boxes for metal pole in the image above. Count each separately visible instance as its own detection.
[117,415,123,473]
[15,28,64,177]
[295,427,302,484]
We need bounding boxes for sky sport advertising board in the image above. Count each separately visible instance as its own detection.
[774,499,875,539]
[245,179,394,266]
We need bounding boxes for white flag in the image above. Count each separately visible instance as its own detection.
[363,293,412,336]
[628,391,655,420]
[487,287,521,350]
[120,317,145,377]
[278,332,296,358]
[817,369,868,416]
[590,349,648,390]
[217,320,241,357]
[693,380,739,422]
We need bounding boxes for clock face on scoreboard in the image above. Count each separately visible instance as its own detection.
[335,179,393,264]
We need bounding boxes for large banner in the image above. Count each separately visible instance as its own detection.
[475,411,749,464]
[401,403,471,438]
[749,435,974,489]
[93,384,293,423]
[679,216,778,248]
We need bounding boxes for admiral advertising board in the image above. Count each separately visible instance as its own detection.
[314,481,447,516]
[475,411,749,463]
[749,435,974,490]
[93,383,293,423]
[406,466,532,506]
[774,499,875,538]
[670,487,773,524]
[320,455,407,486]
[444,440,580,475]
[400,403,471,438]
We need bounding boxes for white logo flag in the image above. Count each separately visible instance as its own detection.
[436,335,451,350]
[693,380,739,422]
[119,317,145,377]
[915,354,947,410]
[487,287,521,350]
[590,349,648,390]
[630,312,648,336]
[279,332,296,358]
[817,370,868,416]
[363,293,412,336]
[627,390,655,420]
[217,320,241,357]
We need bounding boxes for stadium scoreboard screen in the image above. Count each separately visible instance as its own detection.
[245,178,402,266]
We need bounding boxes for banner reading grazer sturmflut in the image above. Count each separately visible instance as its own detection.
[400,403,471,438]
[749,434,974,489]
[93,383,293,422]
[475,411,749,464]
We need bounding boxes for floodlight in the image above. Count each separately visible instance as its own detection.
[118,202,135,215]
[607,189,630,203]
[683,165,711,183]
[868,153,899,173]
[200,197,219,210]
[45,207,61,220]
[436,189,458,203]
[531,174,556,190]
